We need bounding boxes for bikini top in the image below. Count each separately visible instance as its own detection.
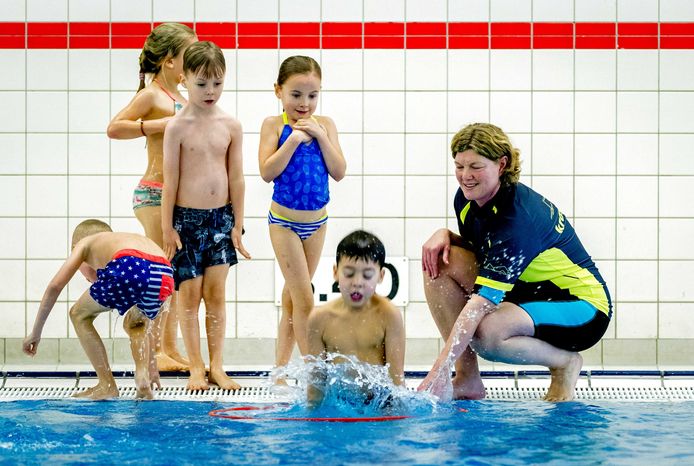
[153,79,184,113]
[271,112,330,211]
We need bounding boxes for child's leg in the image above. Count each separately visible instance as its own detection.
[270,223,326,365]
[201,264,239,390]
[123,308,154,399]
[275,285,295,366]
[177,277,208,390]
[69,292,118,400]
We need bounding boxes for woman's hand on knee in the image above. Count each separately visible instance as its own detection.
[422,229,451,279]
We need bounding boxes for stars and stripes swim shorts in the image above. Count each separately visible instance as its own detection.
[89,249,174,319]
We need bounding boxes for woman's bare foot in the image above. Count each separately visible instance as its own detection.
[545,353,583,402]
[73,382,119,400]
[186,366,209,391]
[209,368,241,391]
[452,374,486,400]
[156,352,189,372]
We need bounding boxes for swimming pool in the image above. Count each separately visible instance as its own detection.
[2,398,694,464]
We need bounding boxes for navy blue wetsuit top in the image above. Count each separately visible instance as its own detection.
[454,182,612,316]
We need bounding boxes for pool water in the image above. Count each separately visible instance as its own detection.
[2,399,694,465]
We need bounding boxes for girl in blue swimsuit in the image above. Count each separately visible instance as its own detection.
[258,56,347,368]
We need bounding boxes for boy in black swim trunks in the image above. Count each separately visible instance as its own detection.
[161,41,250,391]
[22,219,174,400]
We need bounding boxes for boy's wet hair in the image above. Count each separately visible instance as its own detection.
[183,41,226,79]
[276,55,321,86]
[138,22,196,91]
[336,230,386,269]
[72,219,112,246]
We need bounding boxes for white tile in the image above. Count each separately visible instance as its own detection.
[406,92,446,133]
[616,133,658,176]
[26,134,67,175]
[659,303,694,338]
[617,50,658,91]
[532,92,573,133]
[405,134,448,175]
[616,260,657,301]
[321,91,363,134]
[363,133,404,175]
[364,50,405,90]
[575,51,616,90]
[279,0,320,20]
[659,177,694,217]
[617,0,658,21]
[110,0,152,21]
[108,217,143,236]
[338,134,362,176]
[405,217,445,260]
[236,50,279,91]
[27,92,68,133]
[110,50,142,91]
[68,0,109,21]
[322,0,363,21]
[531,134,573,175]
[237,0,278,21]
[237,302,278,338]
[26,301,69,338]
[216,91,237,118]
[236,260,275,301]
[616,176,657,217]
[68,134,110,175]
[660,93,694,133]
[448,92,490,132]
[575,0,616,20]
[660,219,694,260]
[573,218,615,260]
[489,92,531,133]
[69,92,110,133]
[575,134,616,175]
[530,176,574,217]
[660,135,694,175]
[69,50,110,91]
[237,91,279,138]
[616,303,657,339]
[239,218,274,260]
[27,176,68,216]
[109,136,146,175]
[323,217,365,258]
[362,218,405,256]
[153,0,195,21]
[27,50,67,91]
[449,0,489,21]
[195,0,237,21]
[0,260,25,300]
[490,51,531,90]
[405,302,440,338]
[406,176,447,217]
[575,176,615,217]
[406,0,445,20]
[660,0,694,21]
[659,262,694,301]
[26,218,68,259]
[27,0,67,20]
[0,176,25,216]
[225,266,238,302]
[0,50,26,90]
[26,259,67,301]
[532,50,573,90]
[0,219,25,259]
[242,132,260,176]
[448,50,489,91]
[616,92,658,133]
[327,175,363,217]
[575,92,615,133]
[244,174,274,217]
[320,50,363,91]
[616,218,657,260]
[2,0,25,21]
[110,175,140,217]
[407,261,425,302]
[363,92,405,133]
[660,51,694,91]
[533,0,574,21]
[0,303,26,338]
[69,176,110,217]
[406,50,446,91]
[0,134,25,174]
[490,0,531,20]
[363,176,404,217]
[364,0,405,20]
[0,92,25,132]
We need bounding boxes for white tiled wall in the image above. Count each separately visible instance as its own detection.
[1,0,694,368]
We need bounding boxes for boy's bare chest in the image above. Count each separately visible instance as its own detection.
[181,126,230,159]
[325,315,385,352]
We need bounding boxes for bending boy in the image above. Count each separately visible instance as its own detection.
[22,219,174,400]
[307,230,405,408]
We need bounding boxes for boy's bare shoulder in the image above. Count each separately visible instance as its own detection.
[309,299,342,324]
[220,112,242,132]
[372,295,401,320]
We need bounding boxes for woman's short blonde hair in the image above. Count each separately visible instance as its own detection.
[450,123,521,186]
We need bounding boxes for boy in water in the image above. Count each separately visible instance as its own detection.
[161,41,250,391]
[307,230,405,408]
[22,219,174,400]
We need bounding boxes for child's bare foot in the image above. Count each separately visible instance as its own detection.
[73,383,119,400]
[134,373,154,400]
[169,351,190,367]
[186,366,209,391]
[452,374,486,400]
[209,368,241,391]
[156,352,189,372]
[545,353,582,402]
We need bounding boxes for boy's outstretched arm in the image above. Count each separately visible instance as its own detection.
[161,119,183,260]
[226,118,250,259]
[23,244,86,355]
[384,302,406,386]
